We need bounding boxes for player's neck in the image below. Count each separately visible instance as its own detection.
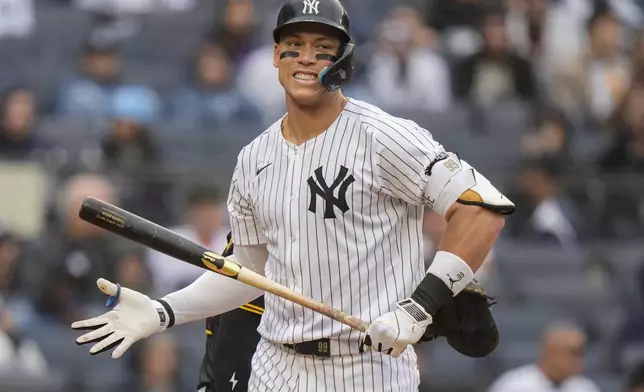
[537,359,564,385]
[282,92,348,145]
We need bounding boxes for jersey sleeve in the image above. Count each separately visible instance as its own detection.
[226,152,268,246]
[372,120,470,212]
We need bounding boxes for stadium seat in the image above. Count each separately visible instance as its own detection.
[570,130,611,166]
[516,275,615,329]
[420,340,487,392]
[492,243,593,305]
[592,374,623,392]
[492,306,560,342]
[33,2,94,59]
[121,61,183,93]
[494,243,588,280]
[0,369,67,392]
[494,340,541,371]
[120,11,214,64]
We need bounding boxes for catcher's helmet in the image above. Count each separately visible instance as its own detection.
[273,0,354,92]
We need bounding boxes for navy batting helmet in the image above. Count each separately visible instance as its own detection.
[273,0,354,92]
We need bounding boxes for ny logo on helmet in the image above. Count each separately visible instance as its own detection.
[302,0,320,14]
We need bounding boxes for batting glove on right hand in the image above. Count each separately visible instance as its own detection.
[361,299,433,358]
[71,278,169,358]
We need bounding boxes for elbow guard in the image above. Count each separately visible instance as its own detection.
[423,153,516,217]
[455,164,515,215]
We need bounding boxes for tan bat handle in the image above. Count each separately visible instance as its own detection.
[237,267,369,332]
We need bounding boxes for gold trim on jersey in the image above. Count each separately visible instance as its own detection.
[242,303,264,312]
[239,304,264,316]
[223,233,234,257]
[204,302,263,335]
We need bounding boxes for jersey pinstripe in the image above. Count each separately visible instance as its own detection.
[227,98,450,348]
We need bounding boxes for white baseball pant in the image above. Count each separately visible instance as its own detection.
[246,337,421,391]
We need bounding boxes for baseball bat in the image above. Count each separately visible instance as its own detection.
[78,196,369,332]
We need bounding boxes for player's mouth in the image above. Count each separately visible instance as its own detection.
[293,71,319,84]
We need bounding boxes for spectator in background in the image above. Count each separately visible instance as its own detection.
[146,185,229,296]
[169,42,261,128]
[333,0,377,46]
[236,8,286,125]
[453,9,537,107]
[113,248,153,295]
[507,157,582,247]
[208,0,260,66]
[100,85,160,173]
[0,223,36,331]
[0,0,34,38]
[367,6,452,112]
[612,264,644,374]
[505,0,588,90]
[0,307,49,377]
[632,32,644,82]
[424,0,493,58]
[56,37,122,127]
[0,223,48,379]
[425,0,492,32]
[488,322,600,392]
[236,43,286,125]
[599,81,644,173]
[521,107,572,166]
[99,85,171,224]
[33,173,141,325]
[595,81,644,238]
[0,86,53,161]
[125,334,181,392]
[551,8,631,126]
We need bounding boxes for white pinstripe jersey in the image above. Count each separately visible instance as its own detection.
[227,98,450,346]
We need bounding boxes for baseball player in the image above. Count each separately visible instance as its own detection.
[197,232,263,392]
[71,1,516,391]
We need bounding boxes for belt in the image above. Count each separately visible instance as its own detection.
[282,337,367,358]
[283,338,331,358]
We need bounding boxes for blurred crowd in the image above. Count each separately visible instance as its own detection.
[1,0,644,391]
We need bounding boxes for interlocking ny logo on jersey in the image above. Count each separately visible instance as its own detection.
[302,0,320,14]
[307,165,354,219]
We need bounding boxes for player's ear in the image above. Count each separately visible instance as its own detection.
[273,43,280,68]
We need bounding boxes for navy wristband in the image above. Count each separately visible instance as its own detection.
[156,299,176,329]
[410,273,454,316]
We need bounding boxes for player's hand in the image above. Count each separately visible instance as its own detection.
[360,299,433,358]
[71,278,166,358]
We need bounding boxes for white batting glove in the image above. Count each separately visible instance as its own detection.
[71,278,170,358]
[361,299,433,358]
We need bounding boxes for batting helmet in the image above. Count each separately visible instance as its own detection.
[273,0,354,92]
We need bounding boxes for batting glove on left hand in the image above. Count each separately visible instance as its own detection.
[361,299,433,358]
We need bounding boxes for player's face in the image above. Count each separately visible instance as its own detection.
[273,23,343,106]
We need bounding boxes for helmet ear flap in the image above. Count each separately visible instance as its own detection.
[319,42,354,92]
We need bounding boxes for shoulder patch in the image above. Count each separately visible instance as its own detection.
[425,151,450,176]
